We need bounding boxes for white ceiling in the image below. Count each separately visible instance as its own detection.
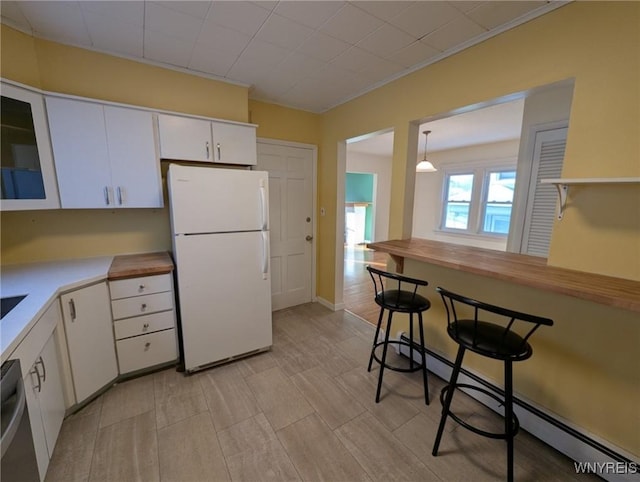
[1,1,565,113]
[348,97,525,156]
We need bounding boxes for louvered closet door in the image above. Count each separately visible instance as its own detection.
[520,127,567,257]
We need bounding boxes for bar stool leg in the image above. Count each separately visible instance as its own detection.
[409,312,415,370]
[418,312,429,405]
[505,360,514,482]
[368,307,385,372]
[375,310,394,403]
[433,345,466,456]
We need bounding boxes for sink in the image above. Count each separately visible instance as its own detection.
[0,296,27,320]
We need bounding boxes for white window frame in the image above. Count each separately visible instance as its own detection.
[439,159,517,238]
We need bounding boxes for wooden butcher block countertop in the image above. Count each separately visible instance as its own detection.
[368,238,640,313]
[108,252,174,280]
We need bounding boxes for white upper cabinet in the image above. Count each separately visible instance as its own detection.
[0,81,60,211]
[46,96,162,209]
[213,121,257,165]
[157,114,212,162]
[157,113,257,165]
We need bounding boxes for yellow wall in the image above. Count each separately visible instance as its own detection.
[249,100,321,146]
[404,259,639,457]
[34,37,249,122]
[1,2,639,457]
[319,1,640,301]
[0,26,42,87]
[0,26,321,265]
[315,2,639,456]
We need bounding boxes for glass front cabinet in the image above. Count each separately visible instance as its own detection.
[1,81,60,210]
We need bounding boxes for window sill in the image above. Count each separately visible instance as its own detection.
[433,229,508,241]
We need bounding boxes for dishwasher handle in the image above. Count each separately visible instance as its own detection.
[0,376,26,459]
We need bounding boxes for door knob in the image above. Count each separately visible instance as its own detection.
[305,235,313,241]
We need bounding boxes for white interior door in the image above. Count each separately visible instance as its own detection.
[257,142,314,311]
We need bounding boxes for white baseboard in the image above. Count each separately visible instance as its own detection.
[396,331,638,482]
[316,296,344,311]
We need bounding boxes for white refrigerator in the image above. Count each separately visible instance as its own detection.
[167,164,272,373]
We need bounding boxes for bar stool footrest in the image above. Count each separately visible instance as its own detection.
[372,340,425,373]
[439,384,520,439]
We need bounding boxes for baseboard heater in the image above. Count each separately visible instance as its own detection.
[398,332,638,482]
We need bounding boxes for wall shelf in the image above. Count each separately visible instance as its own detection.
[540,177,640,219]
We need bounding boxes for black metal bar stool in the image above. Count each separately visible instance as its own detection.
[366,266,431,405]
[432,287,553,482]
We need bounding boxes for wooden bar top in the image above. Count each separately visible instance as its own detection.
[367,238,640,313]
[108,252,174,280]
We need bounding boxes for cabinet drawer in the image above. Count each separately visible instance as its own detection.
[111,292,174,320]
[110,274,172,300]
[113,311,175,340]
[116,329,177,374]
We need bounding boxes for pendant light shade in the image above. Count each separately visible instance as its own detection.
[416,130,437,172]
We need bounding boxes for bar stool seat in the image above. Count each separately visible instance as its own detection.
[432,287,553,482]
[366,266,431,405]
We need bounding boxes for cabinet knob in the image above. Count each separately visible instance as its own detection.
[138,284,145,291]
[141,303,147,311]
[144,342,151,350]
[142,323,150,331]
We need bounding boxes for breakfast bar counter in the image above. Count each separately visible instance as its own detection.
[367,238,640,313]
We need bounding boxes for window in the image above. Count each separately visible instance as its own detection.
[443,173,474,230]
[441,166,516,236]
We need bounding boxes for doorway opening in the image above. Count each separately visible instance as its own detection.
[342,130,393,324]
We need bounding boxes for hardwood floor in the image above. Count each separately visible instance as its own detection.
[343,245,387,325]
[45,303,597,482]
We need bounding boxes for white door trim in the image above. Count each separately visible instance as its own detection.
[257,137,318,305]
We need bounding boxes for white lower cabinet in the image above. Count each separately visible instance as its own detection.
[11,301,67,481]
[116,329,177,374]
[60,282,118,403]
[109,273,177,374]
[24,332,66,480]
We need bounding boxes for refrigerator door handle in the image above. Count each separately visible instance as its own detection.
[259,180,268,231]
[261,231,269,280]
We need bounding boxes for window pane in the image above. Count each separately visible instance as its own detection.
[444,174,473,230]
[486,171,515,203]
[1,96,45,200]
[447,174,474,202]
[483,170,516,234]
[445,202,470,229]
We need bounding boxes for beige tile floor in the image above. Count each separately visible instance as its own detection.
[45,303,599,482]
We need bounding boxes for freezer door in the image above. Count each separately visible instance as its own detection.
[168,164,268,234]
[174,231,272,371]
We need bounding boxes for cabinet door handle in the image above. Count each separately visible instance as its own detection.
[117,186,123,205]
[30,366,42,393]
[36,356,46,383]
[206,141,210,159]
[69,299,77,321]
[217,143,221,160]
[104,186,110,206]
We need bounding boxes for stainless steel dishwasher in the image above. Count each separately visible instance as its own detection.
[1,359,40,482]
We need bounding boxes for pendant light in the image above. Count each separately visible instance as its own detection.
[416,130,437,172]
